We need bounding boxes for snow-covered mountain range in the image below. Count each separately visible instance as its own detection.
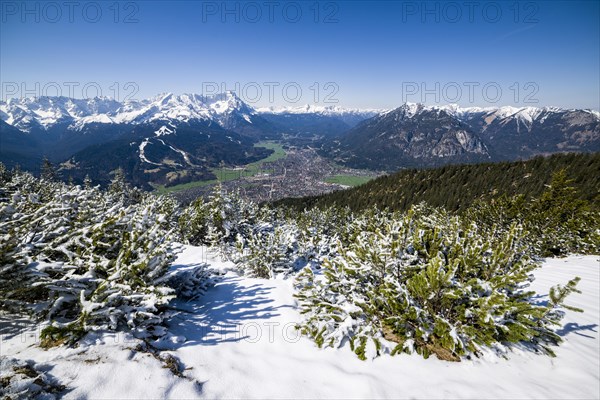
[0,92,257,132]
[324,102,600,170]
[380,102,600,129]
[0,93,286,188]
[3,93,598,136]
[257,104,382,120]
[1,92,598,187]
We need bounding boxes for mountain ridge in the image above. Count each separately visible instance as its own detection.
[1,94,598,190]
[322,102,599,170]
[3,94,598,134]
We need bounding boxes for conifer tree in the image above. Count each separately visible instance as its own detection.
[40,157,57,182]
[0,162,11,184]
[84,174,92,189]
[109,167,128,194]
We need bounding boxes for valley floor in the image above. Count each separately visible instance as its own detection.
[1,249,599,399]
[171,146,380,204]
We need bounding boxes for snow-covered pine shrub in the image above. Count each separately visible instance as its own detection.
[179,186,263,249]
[179,187,348,279]
[0,168,212,345]
[293,207,350,264]
[295,204,582,361]
[157,259,218,300]
[0,357,66,398]
[179,186,299,276]
[0,170,59,314]
[74,194,180,337]
[233,206,354,278]
[234,222,299,278]
[294,205,444,359]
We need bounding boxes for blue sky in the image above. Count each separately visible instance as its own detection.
[1,0,598,109]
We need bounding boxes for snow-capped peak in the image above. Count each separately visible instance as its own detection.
[385,103,600,128]
[395,102,424,119]
[2,94,598,133]
[0,92,259,132]
[205,91,251,115]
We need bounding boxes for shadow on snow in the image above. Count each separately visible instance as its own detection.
[164,276,292,348]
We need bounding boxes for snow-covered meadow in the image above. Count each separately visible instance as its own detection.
[2,247,598,399]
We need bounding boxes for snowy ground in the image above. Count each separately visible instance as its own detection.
[1,247,598,399]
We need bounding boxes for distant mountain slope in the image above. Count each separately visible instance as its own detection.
[0,92,272,134]
[448,105,600,160]
[0,93,281,186]
[0,92,279,162]
[324,103,599,170]
[0,94,383,188]
[0,120,42,170]
[322,103,490,170]
[257,105,382,137]
[274,152,600,213]
[259,113,353,137]
[58,120,273,190]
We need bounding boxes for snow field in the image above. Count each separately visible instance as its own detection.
[1,249,598,399]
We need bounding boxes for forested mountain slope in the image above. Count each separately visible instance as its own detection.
[274,153,600,212]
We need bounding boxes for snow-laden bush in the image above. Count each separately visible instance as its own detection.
[179,186,262,248]
[295,205,583,361]
[179,189,344,278]
[157,256,219,300]
[0,168,213,345]
[293,207,350,264]
[233,222,299,278]
[0,357,66,399]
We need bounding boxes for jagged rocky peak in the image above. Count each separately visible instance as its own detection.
[0,92,259,132]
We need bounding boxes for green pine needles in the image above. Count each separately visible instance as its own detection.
[294,205,585,361]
